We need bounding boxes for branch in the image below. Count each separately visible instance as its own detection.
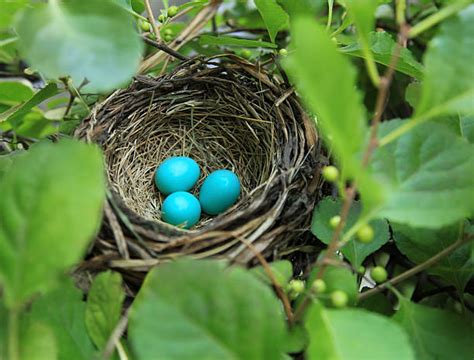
[293,5,410,324]
[358,236,472,301]
[142,36,189,61]
[233,233,294,323]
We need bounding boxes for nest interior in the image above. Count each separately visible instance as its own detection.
[76,56,321,287]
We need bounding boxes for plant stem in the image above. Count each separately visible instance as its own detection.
[235,233,294,323]
[358,236,472,301]
[408,0,471,38]
[293,7,410,325]
[144,0,161,42]
[8,309,19,360]
[326,0,334,31]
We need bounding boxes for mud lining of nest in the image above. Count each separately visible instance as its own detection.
[75,56,321,288]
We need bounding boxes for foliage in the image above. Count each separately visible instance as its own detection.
[0,0,473,359]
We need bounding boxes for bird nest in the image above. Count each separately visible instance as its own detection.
[75,56,321,289]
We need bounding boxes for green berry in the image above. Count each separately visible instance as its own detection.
[311,279,326,294]
[168,5,178,17]
[322,166,339,182]
[140,20,151,32]
[289,279,305,294]
[329,215,341,229]
[278,48,288,56]
[158,14,166,22]
[358,266,366,274]
[164,28,173,36]
[241,49,252,58]
[164,34,173,42]
[356,224,374,243]
[330,290,348,308]
[371,266,388,283]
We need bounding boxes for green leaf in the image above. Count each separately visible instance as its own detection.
[129,259,287,359]
[0,300,7,358]
[341,31,424,79]
[415,6,474,121]
[199,35,278,48]
[371,120,474,228]
[276,0,325,18]
[392,223,473,292]
[250,260,293,287]
[0,0,27,29]
[393,297,473,360]
[28,278,96,360]
[131,0,145,13]
[284,324,308,354]
[0,80,34,104]
[306,302,414,360]
[461,115,474,143]
[20,321,58,360]
[0,139,105,307]
[0,82,57,124]
[311,198,389,268]
[284,17,367,177]
[16,0,143,92]
[345,0,379,83]
[254,0,289,42]
[85,271,125,351]
[308,266,358,306]
[357,292,394,316]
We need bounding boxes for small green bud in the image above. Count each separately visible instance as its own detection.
[164,28,173,36]
[358,266,366,274]
[140,20,151,32]
[329,215,341,229]
[356,224,374,244]
[370,266,388,283]
[311,279,326,294]
[164,34,173,42]
[289,279,305,294]
[322,166,339,182]
[278,48,288,56]
[24,67,35,76]
[158,14,166,22]
[168,5,178,17]
[330,290,348,308]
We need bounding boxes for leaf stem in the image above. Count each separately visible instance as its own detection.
[408,0,471,38]
[362,46,381,88]
[358,236,472,301]
[8,309,19,360]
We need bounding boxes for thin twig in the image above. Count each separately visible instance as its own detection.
[233,233,294,323]
[102,307,131,359]
[358,237,472,301]
[293,5,410,324]
[142,36,189,61]
[144,0,161,42]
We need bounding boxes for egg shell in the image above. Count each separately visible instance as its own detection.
[155,156,200,195]
[162,191,201,229]
[199,170,241,215]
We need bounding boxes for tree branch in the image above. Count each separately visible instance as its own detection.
[358,236,472,301]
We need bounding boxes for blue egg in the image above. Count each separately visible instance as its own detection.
[162,192,201,229]
[155,156,200,195]
[199,170,241,215]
